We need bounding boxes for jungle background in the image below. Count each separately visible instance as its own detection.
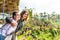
[0,0,60,40]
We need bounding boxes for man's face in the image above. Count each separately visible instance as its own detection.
[14,13,20,21]
[22,13,28,20]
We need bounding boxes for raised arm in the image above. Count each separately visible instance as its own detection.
[5,17,12,23]
[5,17,17,27]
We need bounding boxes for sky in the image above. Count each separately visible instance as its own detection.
[19,0,60,14]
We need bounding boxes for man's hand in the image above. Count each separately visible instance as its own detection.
[11,20,17,27]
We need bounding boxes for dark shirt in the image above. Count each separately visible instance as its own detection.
[15,19,23,33]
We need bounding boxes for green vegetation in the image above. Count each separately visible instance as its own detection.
[17,10,60,40]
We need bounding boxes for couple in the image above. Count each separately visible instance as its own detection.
[0,10,28,40]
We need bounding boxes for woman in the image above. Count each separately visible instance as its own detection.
[0,11,20,40]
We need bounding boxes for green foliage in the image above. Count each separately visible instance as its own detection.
[17,11,60,40]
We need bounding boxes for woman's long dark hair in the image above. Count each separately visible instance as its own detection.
[20,10,28,20]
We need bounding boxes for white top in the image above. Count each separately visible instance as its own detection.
[0,18,17,37]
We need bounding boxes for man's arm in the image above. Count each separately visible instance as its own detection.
[5,17,17,27]
[5,17,12,23]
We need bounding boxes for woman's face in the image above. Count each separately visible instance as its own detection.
[22,13,28,20]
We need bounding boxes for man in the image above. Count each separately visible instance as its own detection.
[0,11,20,40]
[6,10,28,40]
